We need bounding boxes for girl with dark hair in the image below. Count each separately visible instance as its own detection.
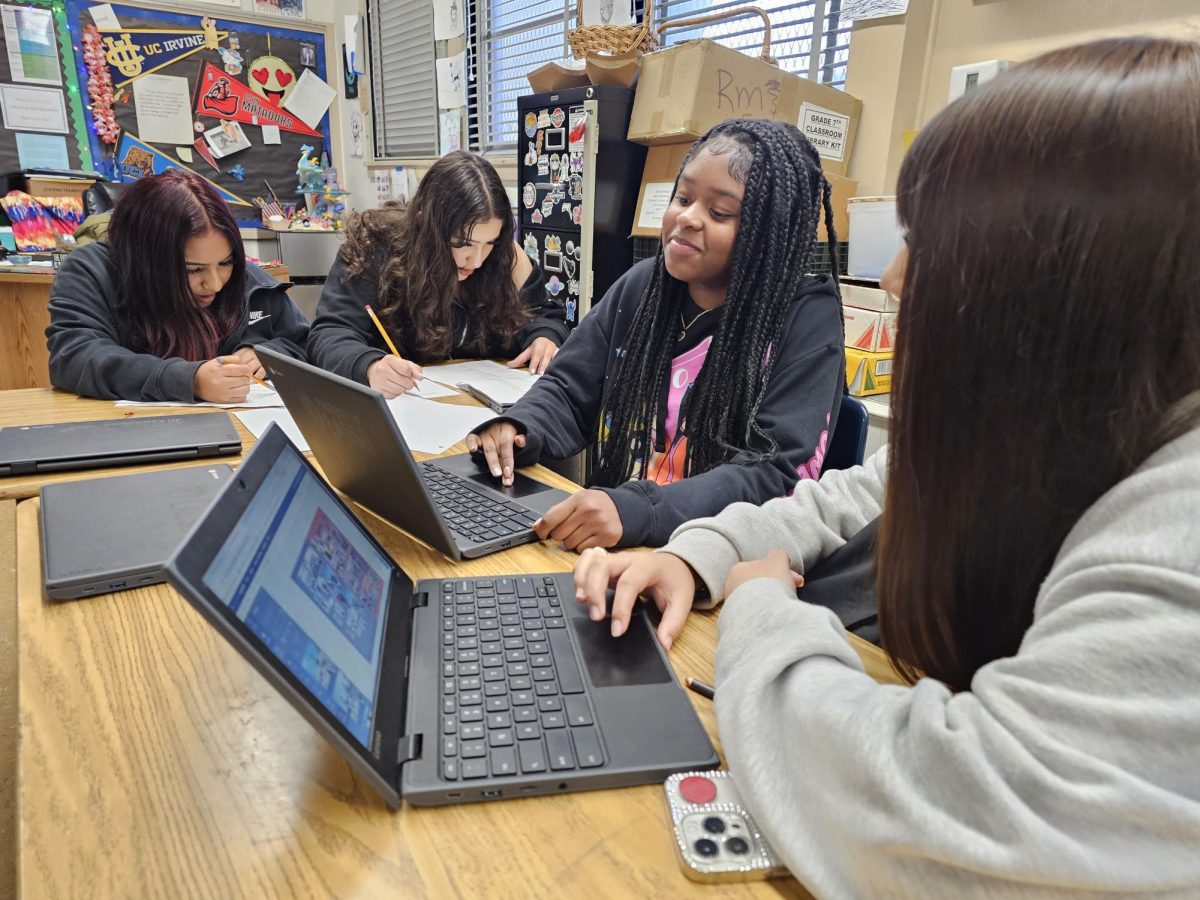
[469,118,845,550]
[576,37,1200,893]
[308,151,568,397]
[47,169,309,403]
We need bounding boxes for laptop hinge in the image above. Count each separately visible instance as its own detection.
[397,733,422,765]
[411,589,430,610]
[197,443,220,457]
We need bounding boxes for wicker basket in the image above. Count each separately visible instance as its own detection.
[567,0,658,60]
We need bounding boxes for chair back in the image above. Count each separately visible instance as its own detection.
[823,394,869,473]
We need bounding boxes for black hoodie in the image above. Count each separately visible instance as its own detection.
[473,258,846,547]
[308,254,570,384]
[46,240,310,401]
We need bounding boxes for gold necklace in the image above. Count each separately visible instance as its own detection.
[678,307,715,341]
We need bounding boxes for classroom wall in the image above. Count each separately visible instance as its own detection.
[844,0,1200,196]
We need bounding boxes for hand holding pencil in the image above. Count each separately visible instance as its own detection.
[365,304,425,398]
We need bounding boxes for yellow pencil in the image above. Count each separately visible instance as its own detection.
[216,355,275,392]
[365,304,423,393]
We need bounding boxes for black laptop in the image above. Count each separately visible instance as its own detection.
[165,425,718,807]
[0,412,241,476]
[255,346,569,560]
[41,464,233,599]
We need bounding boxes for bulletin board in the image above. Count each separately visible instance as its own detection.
[0,0,94,174]
[63,0,334,226]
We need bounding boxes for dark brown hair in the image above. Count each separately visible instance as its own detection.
[878,37,1200,690]
[107,169,246,360]
[337,151,528,362]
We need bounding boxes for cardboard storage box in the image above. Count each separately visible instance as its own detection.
[631,142,858,240]
[843,305,897,353]
[629,39,806,146]
[24,176,95,202]
[845,348,893,397]
[798,90,862,176]
[630,141,692,238]
[841,282,900,312]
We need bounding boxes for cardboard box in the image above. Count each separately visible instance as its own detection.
[840,282,899,312]
[845,348,893,397]
[24,176,95,202]
[630,141,693,238]
[526,60,590,93]
[843,305,897,353]
[631,142,858,241]
[628,35,862,173]
[818,170,856,242]
[629,39,806,146]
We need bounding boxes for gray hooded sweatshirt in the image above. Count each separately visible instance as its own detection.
[664,430,1200,898]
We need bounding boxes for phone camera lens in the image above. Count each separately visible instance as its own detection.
[702,816,726,834]
[693,838,719,857]
[725,837,750,855]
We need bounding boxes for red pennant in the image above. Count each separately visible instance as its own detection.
[194,62,321,137]
[192,137,221,173]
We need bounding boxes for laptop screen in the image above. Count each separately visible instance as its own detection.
[201,447,391,748]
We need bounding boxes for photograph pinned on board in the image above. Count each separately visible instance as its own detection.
[253,0,306,17]
[204,119,252,158]
[299,42,316,68]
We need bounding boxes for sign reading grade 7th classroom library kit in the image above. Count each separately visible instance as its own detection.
[800,103,851,163]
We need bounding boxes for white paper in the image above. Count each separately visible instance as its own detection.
[636,182,675,231]
[424,360,539,408]
[235,408,310,451]
[436,52,466,110]
[408,379,461,400]
[344,14,364,74]
[0,83,68,133]
[132,74,194,145]
[439,109,462,155]
[433,0,464,40]
[115,383,285,410]
[282,68,335,130]
[15,132,69,169]
[175,146,193,162]
[800,103,851,162]
[260,124,281,144]
[88,4,121,29]
[389,166,413,202]
[581,0,632,27]
[385,394,494,455]
[350,109,364,158]
[2,6,61,86]
[204,120,252,158]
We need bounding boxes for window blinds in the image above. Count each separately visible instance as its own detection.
[369,0,439,159]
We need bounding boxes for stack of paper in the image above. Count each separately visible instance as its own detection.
[425,360,539,409]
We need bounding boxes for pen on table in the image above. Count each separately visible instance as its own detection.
[685,677,715,700]
[217,355,274,391]
[365,303,424,394]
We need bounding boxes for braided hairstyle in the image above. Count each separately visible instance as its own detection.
[590,118,838,487]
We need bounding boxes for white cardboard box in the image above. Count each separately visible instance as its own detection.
[843,305,897,353]
[841,282,900,312]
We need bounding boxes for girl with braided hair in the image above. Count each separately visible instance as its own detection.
[467,118,845,550]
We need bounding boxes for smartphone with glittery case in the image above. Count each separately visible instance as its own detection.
[663,770,789,883]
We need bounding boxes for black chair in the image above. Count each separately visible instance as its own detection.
[824,394,870,472]
[83,181,131,216]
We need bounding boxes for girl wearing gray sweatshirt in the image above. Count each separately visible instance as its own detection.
[574,36,1200,897]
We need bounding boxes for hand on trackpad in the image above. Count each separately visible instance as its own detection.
[464,468,553,500]
[572,612,672,688]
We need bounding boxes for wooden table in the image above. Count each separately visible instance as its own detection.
[10,393,900,899]
[0,263,290,391]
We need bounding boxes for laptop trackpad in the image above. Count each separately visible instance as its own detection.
[571,616,672,688]
[462,469,555,500]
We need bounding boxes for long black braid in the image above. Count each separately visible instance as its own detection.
[590,118,838,487]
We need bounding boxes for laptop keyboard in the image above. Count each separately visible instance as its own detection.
[439,575,605,781]
[421,463,539,545]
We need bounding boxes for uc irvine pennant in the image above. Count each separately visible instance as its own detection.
[194,63,321,137]
[114,132,250,206]
[99,29,225,88]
